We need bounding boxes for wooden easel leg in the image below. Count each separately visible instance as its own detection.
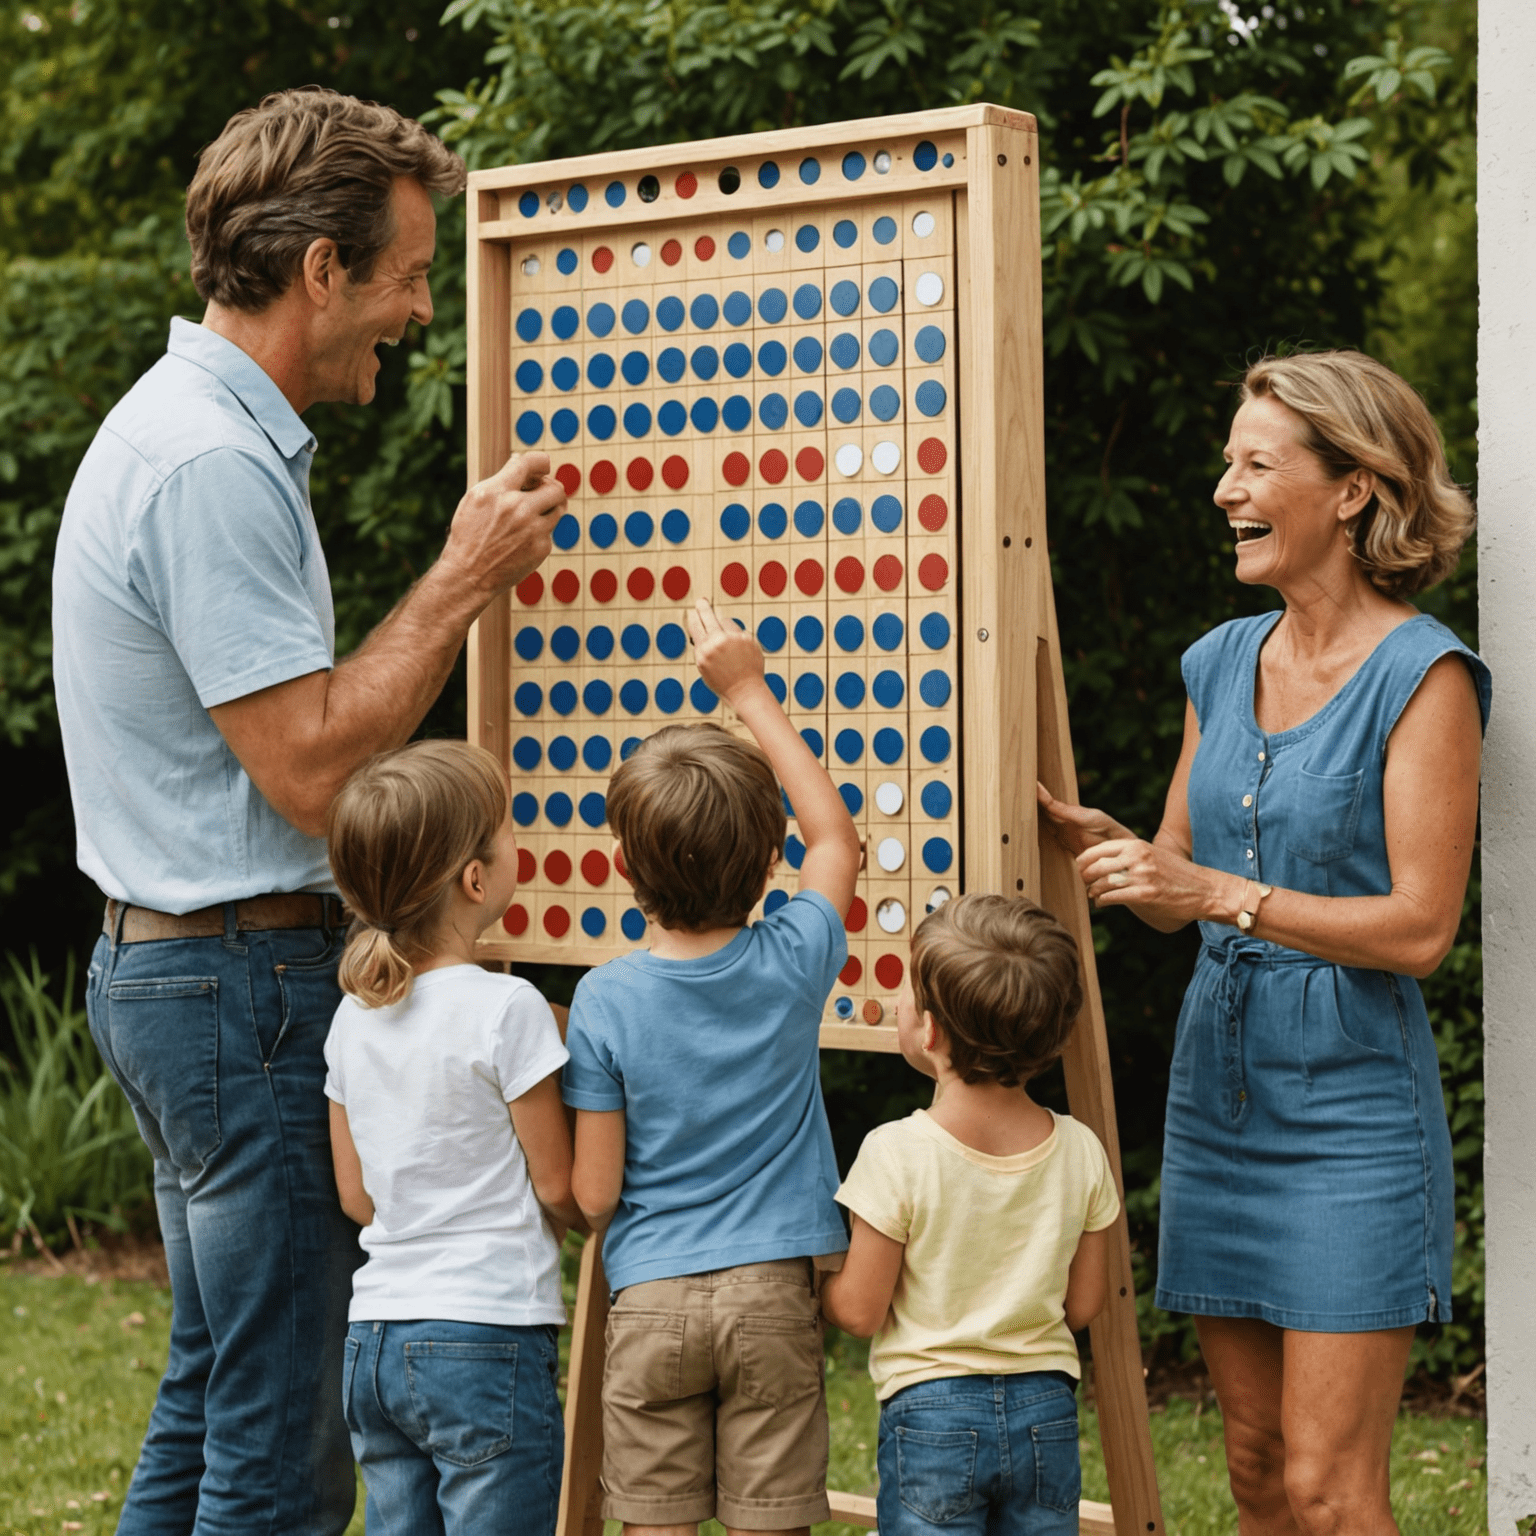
[558,1235,610,1536]
[1035,588,1166,1536]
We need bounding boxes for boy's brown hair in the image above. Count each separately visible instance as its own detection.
[607,724,785,931]
[910,894,1083,1087]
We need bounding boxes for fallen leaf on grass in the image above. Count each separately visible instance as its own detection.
[120,1311,146,1330]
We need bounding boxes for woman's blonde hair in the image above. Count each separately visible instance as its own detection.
[1240,351,1474,598]
[327,740,508,1009]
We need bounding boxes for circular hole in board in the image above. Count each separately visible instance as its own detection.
[631,242,652,268]
[718,165,742,195]
[521,255,541,276]
[765,228,786,253]
[876,897,907,933]
[637,173,660,203]
[927,886,953,913]
[873,150,892,174]
[912,211,935,238]
[546,190,564,213]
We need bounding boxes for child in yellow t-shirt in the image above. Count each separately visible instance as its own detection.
[820,894,1120,1536]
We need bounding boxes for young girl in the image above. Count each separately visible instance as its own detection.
[323,739,582,1535]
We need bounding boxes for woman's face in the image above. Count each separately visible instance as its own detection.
[1213,392,1373,592]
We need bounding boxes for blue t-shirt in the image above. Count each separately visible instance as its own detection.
[563,891,850,1290]
[52,318,336,910]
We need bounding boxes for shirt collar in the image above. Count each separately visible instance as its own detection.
[167,316,317,460]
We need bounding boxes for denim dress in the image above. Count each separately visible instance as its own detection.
[1155,611,1491,1330]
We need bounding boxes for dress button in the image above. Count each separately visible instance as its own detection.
[1257,751,1266,762]
[1245,849,1254,860]
[1242,794,1253,808]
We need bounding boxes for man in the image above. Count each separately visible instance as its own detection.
[52,88,563,1534]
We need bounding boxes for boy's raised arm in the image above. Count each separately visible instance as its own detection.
[687,598,861,918]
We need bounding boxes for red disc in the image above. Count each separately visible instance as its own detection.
[759,449,788,485]
[661,455,689,490]
[721,452,750,487]
[592,246,614,274]
[590,459,618,494]
[581,850,610,886]
[695,235,716,260]
[502,904,529,936]
[758,560,788,598]
[834,556,864,593]
[517,849,537,884]
[794,559,824,597]
[919,553,949,591]
[846,896,868,933]
[795,446,825,481]
[551,569,581,604]
[918,493,948,531]
[675,171,698,199]
[543,904,570,938]
[627,457,654,492]
[614,845,630,881]
[874,954,905,990]
[660,238,682,266]
[662,566,691,601]
[515,573,544,605]
[721,562,750,597]
[555,463,582,497]
[872,554,904,592]
[839,956,863,986]
[545,850,572,885]
[589,568,618,603]
[627,567,656,601]
[917,437,948,474]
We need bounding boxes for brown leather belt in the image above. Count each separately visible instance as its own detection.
[103,893,350,944]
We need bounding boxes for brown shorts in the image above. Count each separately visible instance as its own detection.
[600,1258,830,1529]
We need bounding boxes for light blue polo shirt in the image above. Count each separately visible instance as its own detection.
[53,318,337,912]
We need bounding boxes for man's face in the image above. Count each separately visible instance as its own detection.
[316,176,436,407]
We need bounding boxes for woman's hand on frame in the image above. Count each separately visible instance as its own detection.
[1036,783,1135,857]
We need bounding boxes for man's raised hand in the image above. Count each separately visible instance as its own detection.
[443,451,567,596]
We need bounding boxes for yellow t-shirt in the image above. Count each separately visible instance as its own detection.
[835,1108,1120,1400]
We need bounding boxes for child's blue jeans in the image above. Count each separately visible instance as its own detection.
[343,1319,564,1536]
[876,1371,1081,1535]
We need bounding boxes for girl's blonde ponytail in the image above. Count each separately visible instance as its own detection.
[337,924,417,1010]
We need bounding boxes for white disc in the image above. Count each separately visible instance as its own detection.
[876,896,907,933]
[915,271,945,306]
[520,255,541,276]
[545,189,564,213]
[873,150,892,174]
[871,440,902,475]
[834,443,864,477]
[912,211,936,238]
[765,228,786,253]
[874,780,904,815]
[631,241,652,268]
[926,886,952,913]
[876,837,906,873]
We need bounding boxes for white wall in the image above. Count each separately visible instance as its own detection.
[1479,2,1536,1528]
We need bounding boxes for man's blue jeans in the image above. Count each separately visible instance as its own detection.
[86,914,361,1535]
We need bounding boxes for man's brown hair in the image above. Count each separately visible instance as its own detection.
[185,87,466,311]
[607,725,785,931]
[910,894,1083,1087]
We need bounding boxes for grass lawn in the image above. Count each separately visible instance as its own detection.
[1,1269,1488,1536]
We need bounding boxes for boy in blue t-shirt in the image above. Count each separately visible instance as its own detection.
[565,597,861,1535]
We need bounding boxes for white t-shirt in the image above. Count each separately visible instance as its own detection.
[323,965,570,1326]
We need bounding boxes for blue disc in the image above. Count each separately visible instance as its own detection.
[625,511,654,547]
[842,150,866,180]
[757,615,787,652]
[871,494,903,532]
[794,672,824,709]
[586,625,614,661]
[838,782,865,815]
[587,302,615,337]
[605,179,626,207]
[793,336,823,372]
[728,230,752,258]
[921,781,953,818]
[580,791,607,828]
[834,995,854,1018]
[832,388,861,424]
[515,625,543,661]
[621,298,650,335]
[550,625,580,662]
[583,679,613,714]
[834,614,864,651]
[722,395,753,431]
[621,350,650,386]
[943,151,955,168]
[515,359,544,393]
[784,835,806,869]
[549,680,577,715]
[829,333,860,370]
[758,160,781,189]
[868,276,900,313]
[545,792,573,826]
[919,669,952,707]
[873,728,905,764]
[581,907,607,937]
[835,728,864,764]
[551,304,579,339]
[512,792,538,826]
[833,218,858,248]
[920,726,951,762]
[620,624,649,660]
[656,623,687,659]
[619,678,648,714]
[661,507,690,543]
[868,329,900,367]
[794,500,824,536]
[798,157,821,185]
[757,340,787,377]
[794,391,823,427]
[829,279,860,317]
[800,727,824,757]
[587,352,616,388]
[833,497,862,535]
[657,399,688,436]
[758,502,787,539]
[723,290,752,327]
[914,139,938,171]
[759,393,788,430]
[512,735,541,770]
[551,408,579,443]
[553,513,580,549]
[793,283,822,319]
[834,672,865,709]
[549,735,577,770]
[567,184,590,212]
[621,737,641,760]
[719,503,750,541]
[920,612,952,649]
[757,288,788,325]
[690,293,719,329]
[621,907,647,940]
[795,224,820,254]
[922,837,953,873]
[691,679,718,714]
[764,890,790,917]
[623,402,652,437]
[914,324,947,363]
[656,347,685,383]
[915,380,947,417]
[550,357,579,391]
[518,190,540,218]
[515,411,543,445]
[869,384,901,422]
[515,308,542,342]
[723,342,752,378]
[656,296,685,332]
[873,612,905,650]
[764,673,787,704]
[583,735,612,771]
[514,682,543,716]
[589,513,617,548]
[873,215,897,245]
[691,345,719,380]
[872,669,905,708]
[556,247,578,275]
[794,614,825,651]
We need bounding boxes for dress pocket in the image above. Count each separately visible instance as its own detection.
[896,1426,978,1524]
[604,1309,686,1405]
[1285,767,1365,863]
[402,1340,516,1466]
[1031,1413,1083,1514]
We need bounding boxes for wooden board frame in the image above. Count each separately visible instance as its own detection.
[465,106,1162,1536]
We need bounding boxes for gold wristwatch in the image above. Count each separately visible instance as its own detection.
[1236,880,1272,933]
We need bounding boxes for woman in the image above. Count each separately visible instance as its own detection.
[1040,351,1488,1534]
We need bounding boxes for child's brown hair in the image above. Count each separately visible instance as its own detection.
[327,740,508,1008]
[910,894,1083,1087]
[607,724,784,931]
